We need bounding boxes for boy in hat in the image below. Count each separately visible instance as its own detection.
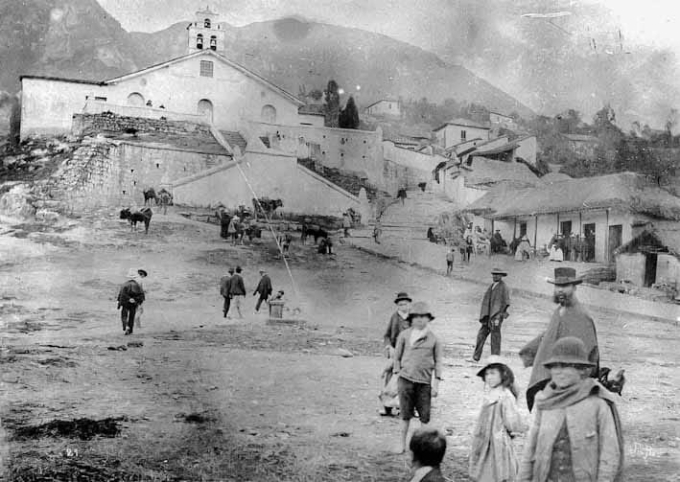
[408,428,448,482]
[518,337,623,482]
[117,268,145,335]
[393,302,443,453]
[471,268,510,362]
[380,292,412,416]
[519,267,600,411]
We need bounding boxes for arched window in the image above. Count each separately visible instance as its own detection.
[197,99,213,122]
[261,105,277,124]
[127,92,144,106]
[210,36,217,51]
[204,18,211,28]
[196,33,203,49]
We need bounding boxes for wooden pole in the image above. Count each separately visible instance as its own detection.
[534,214,538,248]
[513,217,517,240]
[605,208,610,262]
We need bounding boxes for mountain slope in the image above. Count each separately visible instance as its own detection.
[0,0,138,91]
[130,18,533,117]
[0,5,532,119]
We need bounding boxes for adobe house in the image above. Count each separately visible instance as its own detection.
[615,222,680,289]
[465,172,680,263]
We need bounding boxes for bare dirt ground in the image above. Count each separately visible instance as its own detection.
[1,210,679,481]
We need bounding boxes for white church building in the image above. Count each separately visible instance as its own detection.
[19,7,321,139]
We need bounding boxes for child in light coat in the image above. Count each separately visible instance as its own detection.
[469,356,525,482]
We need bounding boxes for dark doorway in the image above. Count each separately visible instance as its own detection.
[644,253,658,287]
[519,222,527,237]
[560,220,572,236]
[608,224,623,262]
[583,223,596,262]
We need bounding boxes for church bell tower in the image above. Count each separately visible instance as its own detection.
[187,5,225,54]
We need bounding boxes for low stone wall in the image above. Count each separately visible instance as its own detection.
[72,113,213,138]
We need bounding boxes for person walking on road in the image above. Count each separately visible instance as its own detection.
[134,269,148,330]
[220,267,234,318]
[343,213,351,238]
[379,292,412,416]
[519,267,600,411]
[229,266,246,319]
[471,268,510,362]
[253,269,273,313]
[117,268,145,335]
[446,248,455,275]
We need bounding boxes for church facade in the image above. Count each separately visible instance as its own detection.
[19,7,308,139]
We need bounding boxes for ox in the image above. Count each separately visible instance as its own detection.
[120,207,153,234]
[301,224,329,245]
[143,188,158,206]
[252,197,283,220]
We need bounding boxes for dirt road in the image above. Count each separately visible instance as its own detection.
[1,211,678,481]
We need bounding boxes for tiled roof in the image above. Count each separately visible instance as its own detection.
[434,118,491,132]
[259,136,271,148]
[561,133,599,143]
[466,172,680,220]
[219,130,248,153]
[462,157,539,187]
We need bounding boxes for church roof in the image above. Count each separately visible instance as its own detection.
[104,50,304,107]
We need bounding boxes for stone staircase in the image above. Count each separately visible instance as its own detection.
[375,188,462,238]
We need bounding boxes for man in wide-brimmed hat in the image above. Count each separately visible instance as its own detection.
[519,267,600,411]
[117,268,145,335]
[253,268,272,314]
[518,337,624,482]
[379,292,413,416]
[471,268,510,363]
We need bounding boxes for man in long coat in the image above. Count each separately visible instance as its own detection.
[472,268,510,362]
[519,266,600,411]
[220,267,234,318]
[253,269,273,313]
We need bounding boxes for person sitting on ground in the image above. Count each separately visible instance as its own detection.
[548,243,564,262]
[518,337,624,482]
[393,302,443,454]
[408,428,448,482]
[272,290,285,301]
[514,236,532,261]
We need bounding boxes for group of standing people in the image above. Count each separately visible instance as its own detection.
[219,267,279,319]
[548,232,595,263]
[381,266,624,482]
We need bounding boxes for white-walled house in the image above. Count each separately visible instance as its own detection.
[433,118,490,149]
[364,99,401,117]
[465,172,680,263]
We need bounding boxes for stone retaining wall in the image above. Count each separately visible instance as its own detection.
[72,113,213,138]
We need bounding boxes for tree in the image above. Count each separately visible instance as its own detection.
[339,96,360,129]
[324,80,340,128]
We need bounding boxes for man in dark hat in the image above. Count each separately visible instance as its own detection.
[117,268,145,335]
[519,267,600,411]
[253,268,273,314]
[379,292,412,416]
[471,268,510,362]
[220,267,234,318]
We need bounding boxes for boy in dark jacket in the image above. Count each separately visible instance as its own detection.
[229,266,246,319]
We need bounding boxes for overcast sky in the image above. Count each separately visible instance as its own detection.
[97,0,680,126]
[99,0,680,54]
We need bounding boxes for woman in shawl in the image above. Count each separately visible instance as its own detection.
[518,337,624,482]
